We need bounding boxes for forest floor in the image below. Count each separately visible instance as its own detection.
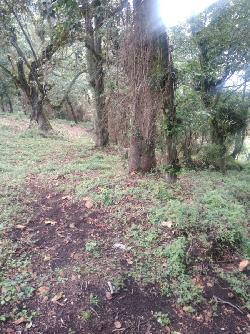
[0,114,249,334]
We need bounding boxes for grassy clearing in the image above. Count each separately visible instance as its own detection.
[0,115,249,333]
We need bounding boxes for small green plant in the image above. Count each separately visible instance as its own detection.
[99,188,114,206]
[89,293,100,307]
[153,311,170,326]
[79,310,93,322]
[218,270,250,310]
[85,240,101,258]
[0,314,7,323]
[111,275,126,293]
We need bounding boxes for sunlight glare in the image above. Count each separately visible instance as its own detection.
[159,0,219,27]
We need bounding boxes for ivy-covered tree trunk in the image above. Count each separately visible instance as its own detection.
[85,1,109,147]
[158,24,179,182]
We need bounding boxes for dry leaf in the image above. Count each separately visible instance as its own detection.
[85,200,93,209]
[239,260,249,272]
[114,321,122,329]
[14,317,26,325]
[44,220,58,226]
[37,286,49,296]
[126,258,133,265]
[51,291,64,303]
[207,281,214,288]
[192,276,204,289]
[106,291,113,300]
[44,254,51,261]
[16,224,26,230]
[161,221,173,228]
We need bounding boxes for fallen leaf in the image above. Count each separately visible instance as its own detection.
[14,317,26,325]
[16,224,26,230]
[113,243,127,251]
[126,257,133,265]
[207,282,214,288]
[51,291,64,303]
[239,260,249,272]
[44,220,58,226]
[161,221,173,228]
[114,321,122,329]
[106,291,113,300]
[37,286,49,296]
[44,254,51,261]
[192,276,204,289]
[85,200,93,209]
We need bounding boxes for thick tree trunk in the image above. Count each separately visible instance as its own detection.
[129,131,156,173]
[128,0,158,173]
[158,29,180,182]
[30,87,52,132]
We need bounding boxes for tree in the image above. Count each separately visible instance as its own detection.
[170,0,249,169]
[0,0,73,131]
[127,0,179,179]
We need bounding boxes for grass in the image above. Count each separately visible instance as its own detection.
[0,114,249,331]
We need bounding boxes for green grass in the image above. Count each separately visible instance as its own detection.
[0,114,249,324]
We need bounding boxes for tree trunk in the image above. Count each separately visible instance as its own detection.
[66,96,78,124]
[231,126,247,159]
[183,130,193,165]
[30,86,52,132]
[85,1,109,147]
[158,29,180,182]
[128,0,158,173]
[6,94,13,113]
[94,60,109,147]
[1,96,5,113]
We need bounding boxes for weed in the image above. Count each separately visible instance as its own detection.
[89,293,100,307]
[218,270,250,310]
[111,275,126,293]
[85,240,101,258]
[79,310,93,322]
[153,312,171,326]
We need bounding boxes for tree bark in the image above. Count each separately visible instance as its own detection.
[1,96,6,113]
[66,96,78,124]
[5,94,13,113]
[30,85,52,131]
[128,0,158,173]
[85,1,109,147]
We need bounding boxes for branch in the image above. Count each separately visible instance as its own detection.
[4,0,38,62]
[0,63,14,78]
[95,0,129,30]
[52,71,85,109]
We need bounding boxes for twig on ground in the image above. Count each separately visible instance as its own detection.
[90,306,100,317]
[213,295,244,314]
